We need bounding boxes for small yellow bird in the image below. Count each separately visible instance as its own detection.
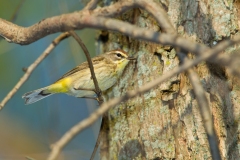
[22,49,135,104]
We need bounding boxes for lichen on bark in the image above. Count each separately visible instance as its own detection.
[98,0,240,159]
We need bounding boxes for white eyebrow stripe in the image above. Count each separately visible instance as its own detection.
[105,50,128,59]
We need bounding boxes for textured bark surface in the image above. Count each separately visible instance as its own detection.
[99,0,240,159]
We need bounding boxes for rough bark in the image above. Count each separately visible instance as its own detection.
[99,0,240,159]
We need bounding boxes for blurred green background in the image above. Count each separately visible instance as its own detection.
[0,0,101,159]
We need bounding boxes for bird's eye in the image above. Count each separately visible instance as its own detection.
[115,53,125,59]
[116,53,122,58]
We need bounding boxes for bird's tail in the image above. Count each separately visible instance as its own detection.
[22,86,53,105]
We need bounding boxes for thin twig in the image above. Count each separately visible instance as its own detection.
[68,31,103,103]
[187,68,221,160]
[84,0,99,10]
[90,126,101,160]
[0,32,70,110]
[90,115,108,160]
[9,0,25,22]
[46,30,240,160]
[178,52,221,160]
[68,30,104,160]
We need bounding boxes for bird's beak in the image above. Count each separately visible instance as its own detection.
[127,56,137,60]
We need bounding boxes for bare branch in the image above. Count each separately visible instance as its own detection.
[0,0,174,44]
[90,129,101,160]
[0,16,206,54]
[178,52,221,160]
[68,31,103,103]
[90,115,109,160]
[187,68,221,160]
[68,30,104,159]
[46,31,240,160]
[0,0,136,44]
[0,0,25,42]
[0,32,70,110]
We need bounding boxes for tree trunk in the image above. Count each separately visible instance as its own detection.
[99,0,240,159]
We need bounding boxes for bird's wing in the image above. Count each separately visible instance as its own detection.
[56,56,105,81]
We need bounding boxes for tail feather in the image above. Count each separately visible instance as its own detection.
[22,87,53,105]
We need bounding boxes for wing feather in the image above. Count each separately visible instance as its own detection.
[56,56,105,81]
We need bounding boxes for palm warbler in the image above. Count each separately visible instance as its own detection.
[22,49,135,104]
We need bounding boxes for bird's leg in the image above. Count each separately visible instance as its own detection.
[74,87,102,96]
[74,87,103,102]
[74,87,96,92]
